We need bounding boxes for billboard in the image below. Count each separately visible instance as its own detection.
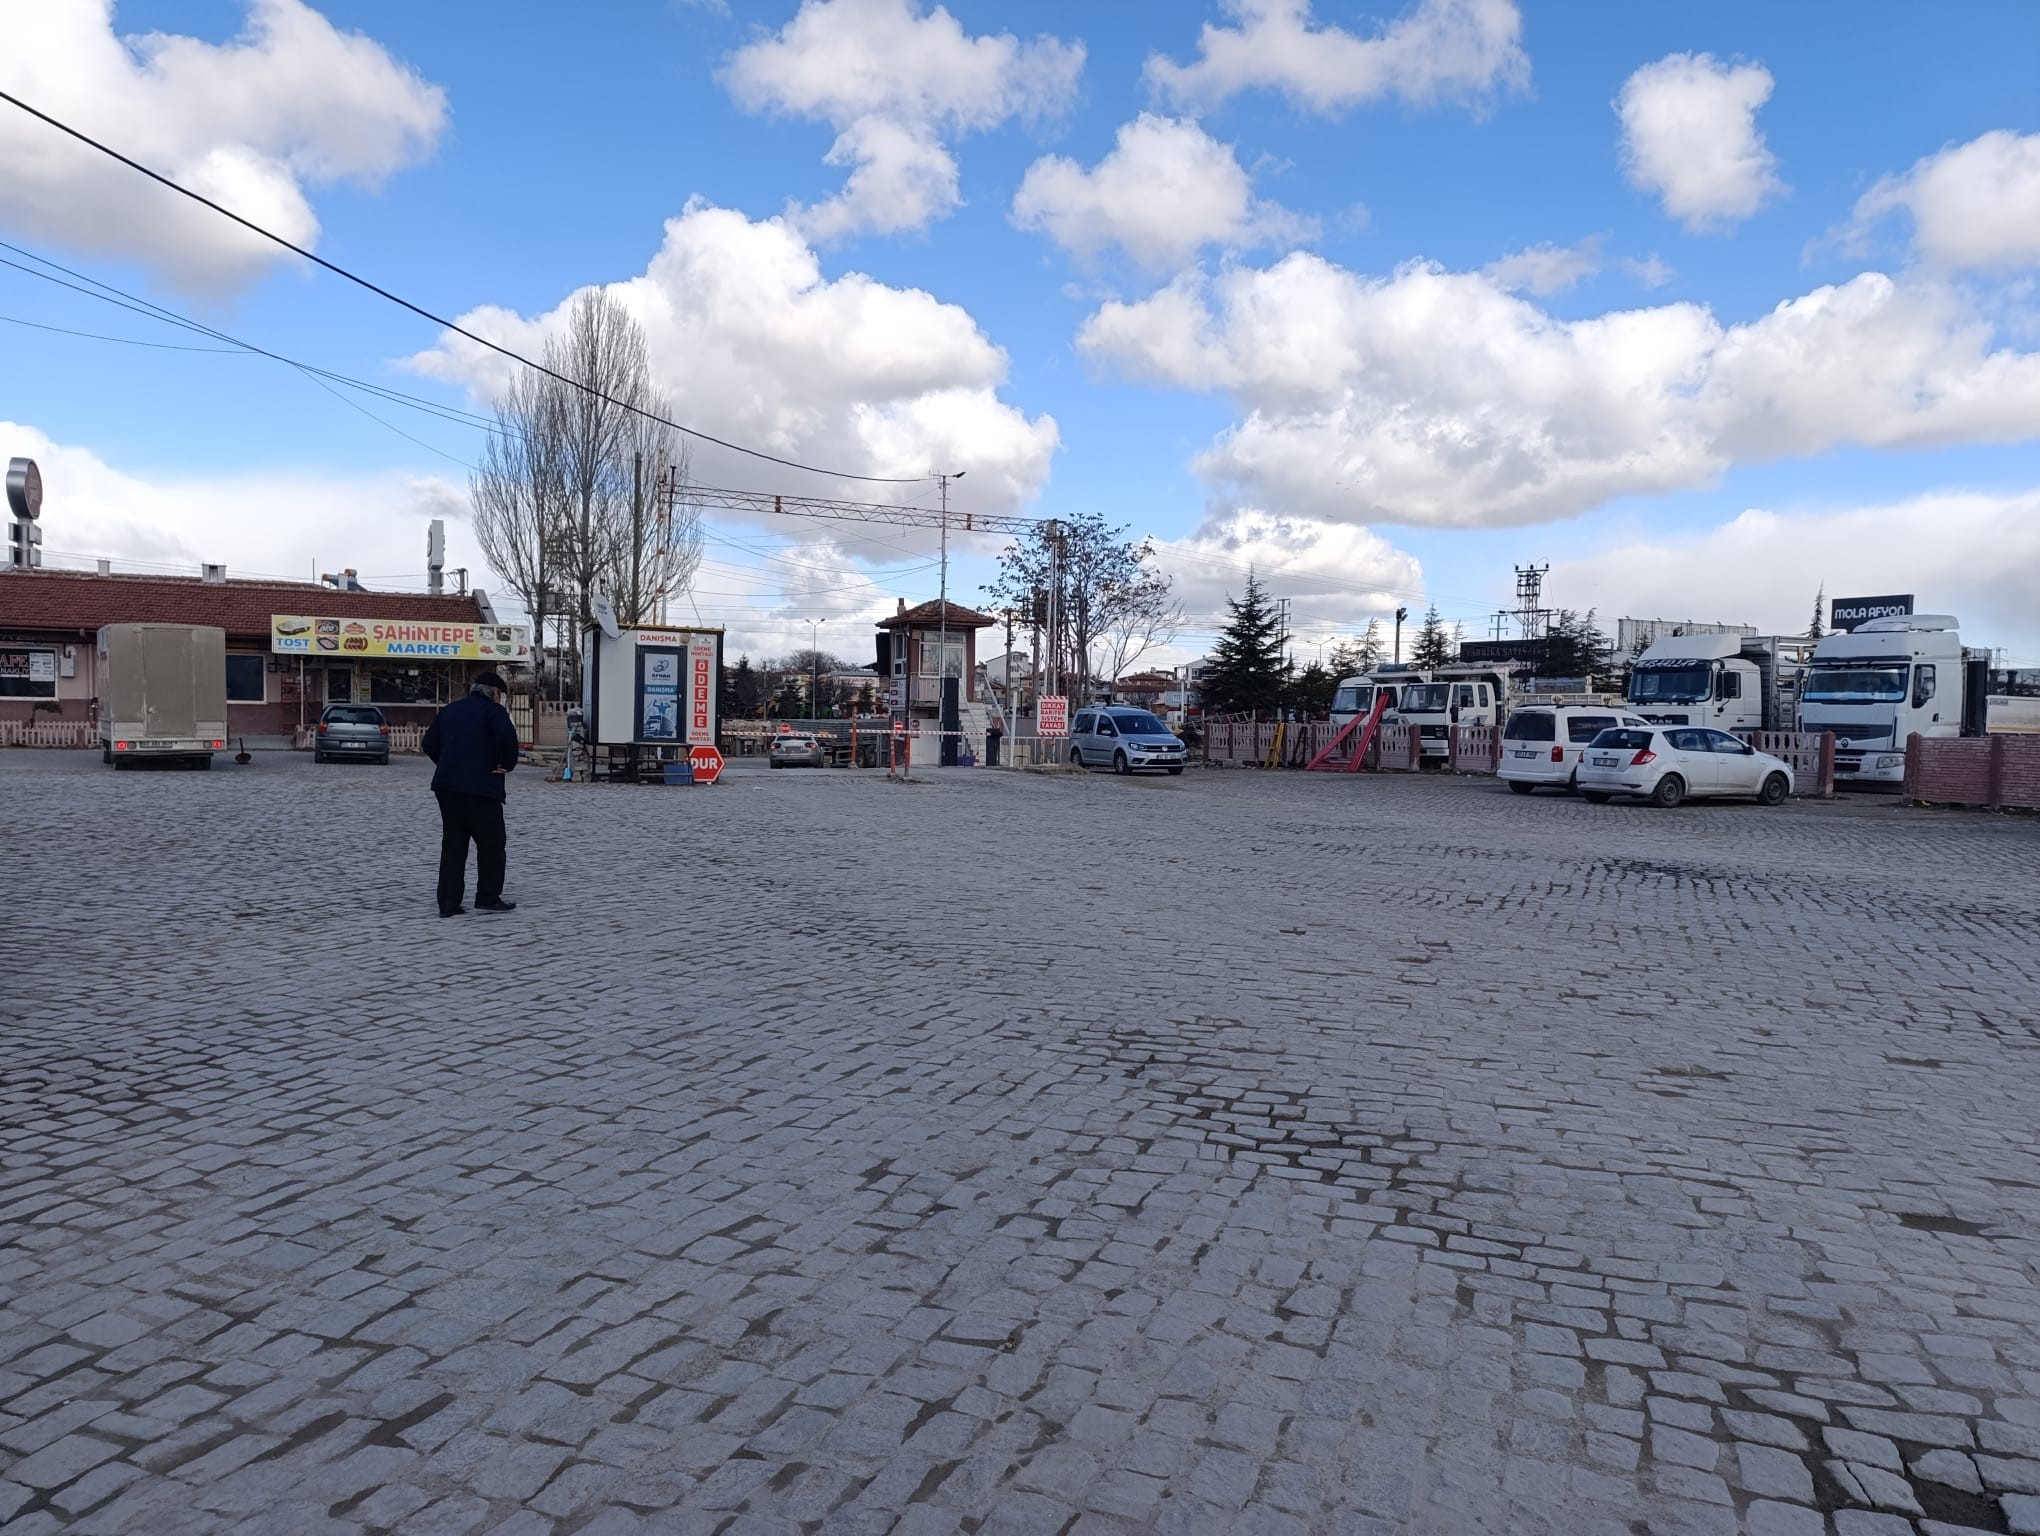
[1457,638,1546,665]
[1615,617,1755,653]
[272,615,531,661]
[1830,594,1914,632]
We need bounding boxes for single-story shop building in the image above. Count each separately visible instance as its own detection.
[0,568,528,737]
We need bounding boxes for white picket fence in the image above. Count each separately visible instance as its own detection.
[0,719,98,749]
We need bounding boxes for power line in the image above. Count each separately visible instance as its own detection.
[0,87,930,486]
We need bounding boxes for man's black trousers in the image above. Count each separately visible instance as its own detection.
[435,790,506,911]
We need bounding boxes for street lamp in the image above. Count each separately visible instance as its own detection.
[1394,606,1409,664]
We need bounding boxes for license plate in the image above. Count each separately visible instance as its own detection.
[1513,750,1536,758]
[1593,756,1617,766]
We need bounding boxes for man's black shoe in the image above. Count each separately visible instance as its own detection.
[440,906,466,917]
[475,898,518,912]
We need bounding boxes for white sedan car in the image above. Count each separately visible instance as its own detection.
[1576,726,1794,808]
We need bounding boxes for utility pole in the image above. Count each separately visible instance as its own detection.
[1394,605,1409,664]
[937,471,965,759]
[629,451,643,626]
[806,618,820,721]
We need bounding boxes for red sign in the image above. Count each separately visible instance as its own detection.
[690,744,724,785]
[1038,695,1069,737]
[686,635,716,746]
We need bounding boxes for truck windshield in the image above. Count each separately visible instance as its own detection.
[1628,666,1712,704]
[1331,686,1370,714]
[1803,666,1907,703]
[1400,684,1449,712]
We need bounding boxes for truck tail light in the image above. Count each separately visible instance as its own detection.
[1631,749,1656,766]
[1550,745,1564,762]
[210,740,224,749]
[115,740,128,750]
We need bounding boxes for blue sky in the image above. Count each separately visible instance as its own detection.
[3,0,2038,664]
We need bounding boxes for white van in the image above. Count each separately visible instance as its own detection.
[1498,705,1650,794]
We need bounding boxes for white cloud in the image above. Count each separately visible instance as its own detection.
[1145,0,1527,117]
[3,419,467,589]
[721,0,1082,241]
[0,0,445,295]
[1078,254,2040,529]
[1483,236,1601,295]
[1848,130,2040,273]
[1012,115,1316,271]
[1151,507,1422,640]
[1553,490,2040,661]
[1622,253,1675,289]
[1615,53,1783,232]
[409,199,1058,530]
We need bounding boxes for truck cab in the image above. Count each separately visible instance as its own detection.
[1626,633,1762,731]
[1797,614,1968,784]
[1329,664,1425,732]
[1396,666,1508,760]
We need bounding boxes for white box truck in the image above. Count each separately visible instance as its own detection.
[97,623,228,769]
[1796,614,1988,785]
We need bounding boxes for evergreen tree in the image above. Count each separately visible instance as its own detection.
[1539,609,1613,679]
[1201,570,1289,716]
[726,655,763,718]
[1410,605,1452,669]
[1809,585,1826,640]
[1284,661,1337,717]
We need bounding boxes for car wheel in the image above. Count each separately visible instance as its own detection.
[1759,771,1789,806]
[1567,768,1580,793]
[1069,747,1083,768]
[1507,781,1534,796]
[1112,749,1129,775]
[1651,773,1686,808]
[1582,791,1612,804]
[1166,766,1184,776]
[770,759,782,768]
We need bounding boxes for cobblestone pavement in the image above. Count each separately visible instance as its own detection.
[6,751,2040,1536]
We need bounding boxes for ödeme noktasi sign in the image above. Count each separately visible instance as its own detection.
[270,615,532,661]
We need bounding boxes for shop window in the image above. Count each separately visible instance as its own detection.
[367,664,451,706]
[0,647,58,699]
[225,654,267,703]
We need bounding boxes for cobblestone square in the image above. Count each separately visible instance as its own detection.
[5,753,2040,1535]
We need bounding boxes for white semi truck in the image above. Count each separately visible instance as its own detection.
[1624,632,1814,734]
[1329,663,1426,732]
[97,623,228,769]
[1796,614,1989,785]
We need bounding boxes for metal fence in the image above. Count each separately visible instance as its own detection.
[1204,720,1421,770]
[1448,724,1500,775]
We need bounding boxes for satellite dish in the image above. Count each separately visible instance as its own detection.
[7,458,42,521]
[591,594,621,640]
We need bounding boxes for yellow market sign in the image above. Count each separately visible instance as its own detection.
[271,615,532,662]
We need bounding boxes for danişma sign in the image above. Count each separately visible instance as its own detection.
[1830,594,1913,632]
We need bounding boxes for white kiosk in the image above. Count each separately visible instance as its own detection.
[581,614,724,781]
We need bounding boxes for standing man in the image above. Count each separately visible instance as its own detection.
[422,670,520,917]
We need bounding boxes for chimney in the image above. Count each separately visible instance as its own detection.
[96,558,110,576]
[896,598,906,615]
[202,563,226,584]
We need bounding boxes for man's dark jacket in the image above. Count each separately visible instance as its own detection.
[422,692,520,800]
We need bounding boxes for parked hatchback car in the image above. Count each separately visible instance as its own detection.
[769,732,828,769]
[1068,708,1187,775]
[1576,726,1793,808]
[315,704,390,764]
[1498,706,1651,794]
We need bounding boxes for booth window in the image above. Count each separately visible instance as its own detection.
[367,663,450,706]
[225,654,266,702]
[0,647,58,699]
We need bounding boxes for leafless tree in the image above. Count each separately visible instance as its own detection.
[469,367,566,679]
[986,513,1180,703]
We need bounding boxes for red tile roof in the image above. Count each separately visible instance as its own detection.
[0,570,490,641]
[876,598,997,630]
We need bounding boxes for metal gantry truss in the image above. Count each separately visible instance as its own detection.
[681,484,1042,539]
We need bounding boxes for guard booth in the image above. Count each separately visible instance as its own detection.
[580,621,723,782]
